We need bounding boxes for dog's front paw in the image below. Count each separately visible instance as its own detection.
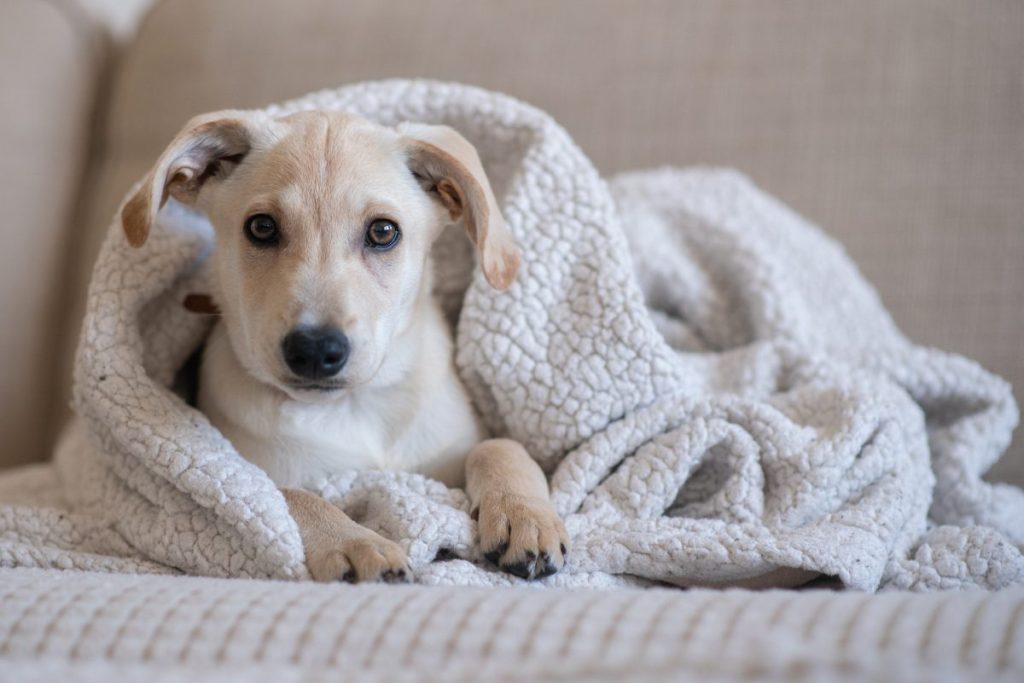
[306,532,410,584]
[475,493,569,580]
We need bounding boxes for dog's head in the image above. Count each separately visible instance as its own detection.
[122,110,519,399]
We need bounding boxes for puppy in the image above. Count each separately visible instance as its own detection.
[121,110,568,582]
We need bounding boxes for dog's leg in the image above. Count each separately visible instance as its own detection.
[283,488,409,583]
[466,439,569,579]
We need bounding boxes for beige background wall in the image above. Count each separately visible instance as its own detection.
[2,1,1022,485]
[76,0,154,38]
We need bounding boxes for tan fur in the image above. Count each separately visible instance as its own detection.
[282,488,409,582]
[123,110,565,582]
[399,130,521,290]
[467,439,569,578]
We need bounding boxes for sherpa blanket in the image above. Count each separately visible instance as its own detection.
[1,80,1021,591]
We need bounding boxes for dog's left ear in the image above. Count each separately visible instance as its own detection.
[399,123,520,290]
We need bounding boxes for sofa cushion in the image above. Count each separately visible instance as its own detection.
[66,0,1024,483]
[0,0,107,469]
[2,568,1023,680]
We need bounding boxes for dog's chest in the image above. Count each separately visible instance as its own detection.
[207,384,479,488]
[198,329,482,488]
[278,398,399,471]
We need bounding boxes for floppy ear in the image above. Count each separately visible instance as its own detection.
[121,110,264,247]
[398,123,520,290]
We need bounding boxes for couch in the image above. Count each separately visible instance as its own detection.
[1,1,1021,680]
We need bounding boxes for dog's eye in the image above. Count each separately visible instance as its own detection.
[244,214,279,246]
[365,219,401,250]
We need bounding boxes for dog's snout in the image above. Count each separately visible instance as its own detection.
[282,327,350,380]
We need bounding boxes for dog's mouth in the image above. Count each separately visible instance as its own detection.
[283,380,347,394]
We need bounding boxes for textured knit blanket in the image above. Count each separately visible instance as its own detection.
[1,80,1021,591]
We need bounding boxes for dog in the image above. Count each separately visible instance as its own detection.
[120,109,568,583]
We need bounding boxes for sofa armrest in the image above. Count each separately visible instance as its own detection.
[0,0,110,468]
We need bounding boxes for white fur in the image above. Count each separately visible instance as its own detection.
[198,285,483,489]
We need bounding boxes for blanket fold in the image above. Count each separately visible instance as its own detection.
[1,80,1020,591]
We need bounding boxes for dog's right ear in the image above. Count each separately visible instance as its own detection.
[121,110,265,247]
[398,122,520,290]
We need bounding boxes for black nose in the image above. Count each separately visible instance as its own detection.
[281,327,350,380]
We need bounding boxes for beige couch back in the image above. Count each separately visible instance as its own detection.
[0,0,106,469]
[12,0,1024,483]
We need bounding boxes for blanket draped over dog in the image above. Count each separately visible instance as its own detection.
[1,80,1021,591]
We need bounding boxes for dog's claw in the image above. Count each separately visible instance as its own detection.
[498,551,559,580]
[476,492,568,581]
[536,552,558,579]
[484,541,509,566]
[381,568,410,584]
[502,560,534,579]
[306,531,409,584]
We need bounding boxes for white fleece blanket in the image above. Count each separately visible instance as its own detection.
[1,80,1021,591]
